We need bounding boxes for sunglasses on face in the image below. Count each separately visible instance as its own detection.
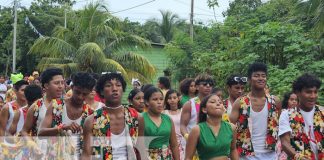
[199,81,214,86]
[234,77,248,83]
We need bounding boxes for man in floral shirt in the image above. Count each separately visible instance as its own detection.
[81,72,145,160]
[279,73,323,160]
[230,62,281,159]
[38,72,96,159]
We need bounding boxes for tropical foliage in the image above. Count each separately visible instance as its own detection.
[28,2,156,82]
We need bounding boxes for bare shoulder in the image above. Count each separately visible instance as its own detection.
[182,101,192,111]
[191,125,200,135]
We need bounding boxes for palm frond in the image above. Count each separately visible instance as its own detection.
[52,26,80,48]
[113,51,156,80]
[36,58,78,76]
[28,37,77,58]
[75,42,106,72]
[125,69,153,84]
[102,58,129,81]
[91,23,117,48]
[108,34,151,50]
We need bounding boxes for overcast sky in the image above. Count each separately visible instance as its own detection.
[0,0,231,24]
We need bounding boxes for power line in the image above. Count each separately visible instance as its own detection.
[110,0,156,14]
[173,0,214,14]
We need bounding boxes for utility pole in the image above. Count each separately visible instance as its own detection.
[12,0,17,73]
[64,3,67,28]
[190,0,194,42]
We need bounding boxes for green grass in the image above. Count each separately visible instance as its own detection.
[122,48,168,104]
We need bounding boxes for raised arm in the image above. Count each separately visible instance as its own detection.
[180,101,191,138]
[184,125,200,160]
[170,120,180,160]
[0,105,10,138]
[81,115,94,160]
[230,99,241,123]
[21,104,37,136]
[230,123,239,160]
[37,104,56,136]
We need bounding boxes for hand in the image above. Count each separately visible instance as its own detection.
[62,122,82,134]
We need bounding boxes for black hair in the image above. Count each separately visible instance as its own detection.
[195,74,215,86]
[72,72,96,90]
[0,96,4,102]
[40,68,63,88]
[211,87,222,94]
[141,84,154,93]
[247,62,268,78]
[198,94,215,123]
[24,85,43,105]
[292,73,322,92]
[179,78,196,95]
[144,87,163,102]
[226,74,246,87]
[164,89,181,110]
[96,72,126,98]
[90,73,100,81]
[158,77,171,89]
[13,80,29,91]
[66,79,72,86]
[282,92,296,109]
[128,88,142,101]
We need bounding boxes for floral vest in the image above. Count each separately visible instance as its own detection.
[31,98,46,136]
[50,99,93,128]
[288,105,324,160]
[236,95,279,156]
[92,106,139,160]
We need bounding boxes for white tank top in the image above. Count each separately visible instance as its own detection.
[62,104,82,128]
[250,99,270,153]
[227,100,233,115]
[187,98,198,132]
[16,107,27,133]
[111,128,128,160]
[37,100,47,130]
[62,104,83,158]
[5,102,16,132]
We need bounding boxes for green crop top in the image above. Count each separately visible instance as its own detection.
[197,121,233,159]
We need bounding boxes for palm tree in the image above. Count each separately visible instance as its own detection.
[297,0,324,33]
[146,10,180,43]
[29,2,156,82]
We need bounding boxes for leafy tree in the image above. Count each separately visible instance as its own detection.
[29,3,156,82]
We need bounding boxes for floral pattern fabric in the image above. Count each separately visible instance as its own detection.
[92,106,139,160]
[31,98,44,136]
[288,105,324,160]
[47,99,94,160]
[235,95,279,156]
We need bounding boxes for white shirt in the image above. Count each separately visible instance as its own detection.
[227,100,233,115]
[250,99,270,154]
[111,128,128,160]
[279,107,318,159]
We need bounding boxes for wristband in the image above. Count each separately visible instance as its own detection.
[57,124,64,133]
[184,133,189,140]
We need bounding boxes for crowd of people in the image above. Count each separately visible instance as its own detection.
[0,61,322,160]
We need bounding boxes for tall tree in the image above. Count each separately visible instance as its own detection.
[29,2,156,82]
